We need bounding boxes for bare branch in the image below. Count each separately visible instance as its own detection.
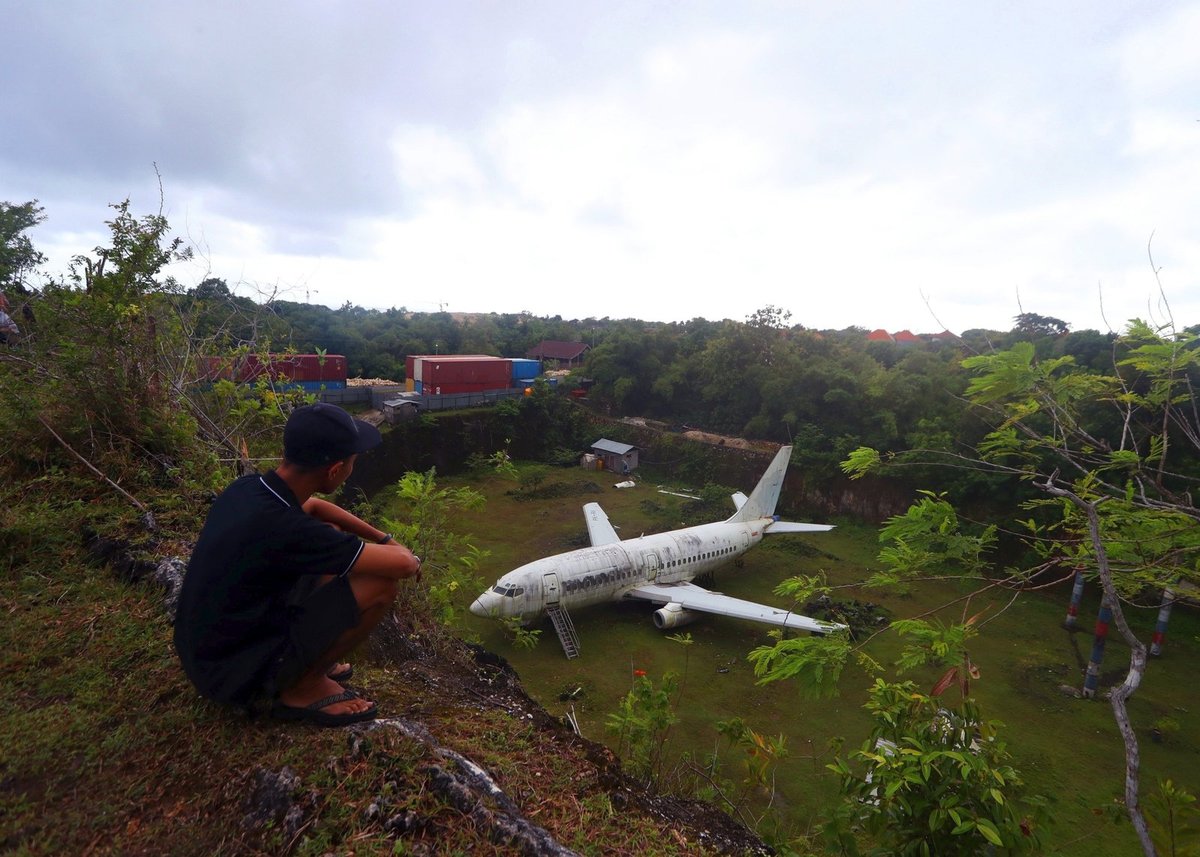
[35,413,155,531]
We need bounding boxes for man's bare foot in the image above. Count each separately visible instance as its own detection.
[278,674,374,717]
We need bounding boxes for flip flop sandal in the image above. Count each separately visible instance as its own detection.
[328,664,354,682]
[271,690,377,728]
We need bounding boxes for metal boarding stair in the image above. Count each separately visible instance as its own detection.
[546,604,581,659]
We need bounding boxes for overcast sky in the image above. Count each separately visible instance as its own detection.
[4,2,1199,333]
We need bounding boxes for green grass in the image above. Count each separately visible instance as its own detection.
[434,460,1200,855]
[8,455,1196,855]
[0,478,745,856]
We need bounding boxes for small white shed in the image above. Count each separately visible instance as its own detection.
[591,438,638,474]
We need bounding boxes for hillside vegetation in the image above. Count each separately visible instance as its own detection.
[3,198,1200,856]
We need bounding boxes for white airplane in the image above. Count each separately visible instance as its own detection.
[470,445,847,655]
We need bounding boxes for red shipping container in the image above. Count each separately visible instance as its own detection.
[293,354,346,381]
[442,364,500,385]
[423,381,503,395]
[200,354,347,383]
[323,356,347,381]
[271,356,307,381]
[296,355,321,380]
[407,354,499,383]
[422,358,510,387]
[237,355,266,382]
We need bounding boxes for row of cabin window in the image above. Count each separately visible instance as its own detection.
[664,546,735,569]
[565,566,632,592]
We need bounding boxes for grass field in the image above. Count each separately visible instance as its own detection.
[407,460,1200,855]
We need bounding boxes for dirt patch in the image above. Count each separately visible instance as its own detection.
[681,430,778,453]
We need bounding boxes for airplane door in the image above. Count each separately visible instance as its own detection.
[542,572,561,605]
[639,552,660,581]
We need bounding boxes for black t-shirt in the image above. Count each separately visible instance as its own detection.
[174,471,364,703]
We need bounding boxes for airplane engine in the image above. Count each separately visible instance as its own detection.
[652,603,700,629]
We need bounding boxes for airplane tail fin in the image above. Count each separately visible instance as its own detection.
[727,445,792,522]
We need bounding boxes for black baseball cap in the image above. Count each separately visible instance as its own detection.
[283,403,382,466]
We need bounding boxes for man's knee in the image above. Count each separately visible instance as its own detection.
[349,574,400,612]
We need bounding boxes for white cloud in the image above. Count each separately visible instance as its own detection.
[1116,4,1200,98]
[389,126,487,199]
[7,1,1200,333]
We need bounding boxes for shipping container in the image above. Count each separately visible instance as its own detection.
[405,354,497,382]
[285,380,348,392]
[422,358,510,387]
[421,381,506,395]
[510,358,541,381]
[199,354,346,383]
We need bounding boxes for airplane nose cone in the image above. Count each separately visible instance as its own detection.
[470,590,499,617]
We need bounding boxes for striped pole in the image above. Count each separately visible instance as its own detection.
[1064,568,1086,629]
[1082,595,1112,699]
[1149,588,1176,657]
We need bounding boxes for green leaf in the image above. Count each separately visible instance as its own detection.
[976,818,1003,846]
[747,634,851,698]
[841,446,881,479]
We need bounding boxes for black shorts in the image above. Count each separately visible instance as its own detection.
[269,574,361,694]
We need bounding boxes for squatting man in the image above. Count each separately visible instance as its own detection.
[174,403,421,726]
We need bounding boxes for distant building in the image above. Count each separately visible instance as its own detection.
[865,328,960,345]
[527,340,590,366]
[591,438,639,473]
[923,330,960,343]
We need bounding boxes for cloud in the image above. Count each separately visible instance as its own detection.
[5,2,1199,332]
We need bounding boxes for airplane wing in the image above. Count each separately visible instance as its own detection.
[624,581,844,634]
[583,502,621,546]
[764,521,835,534]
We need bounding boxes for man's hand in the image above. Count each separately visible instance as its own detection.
[353,541,423,581]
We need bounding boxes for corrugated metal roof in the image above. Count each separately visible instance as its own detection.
[592,438,635,455]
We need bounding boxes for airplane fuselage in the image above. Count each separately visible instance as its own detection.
[470,518,771,621]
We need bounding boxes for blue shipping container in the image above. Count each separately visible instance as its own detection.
[510,358,541,381]
[288,380,347,392]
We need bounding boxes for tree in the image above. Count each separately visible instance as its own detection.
[0,200,46,292]
[842,318,1200,856]
[827,680,1046,856]
[0,199,306,528]
[2,202,196,475]
[1013,312,1069,337]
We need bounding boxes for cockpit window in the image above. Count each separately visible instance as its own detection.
[491,583,524,597]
